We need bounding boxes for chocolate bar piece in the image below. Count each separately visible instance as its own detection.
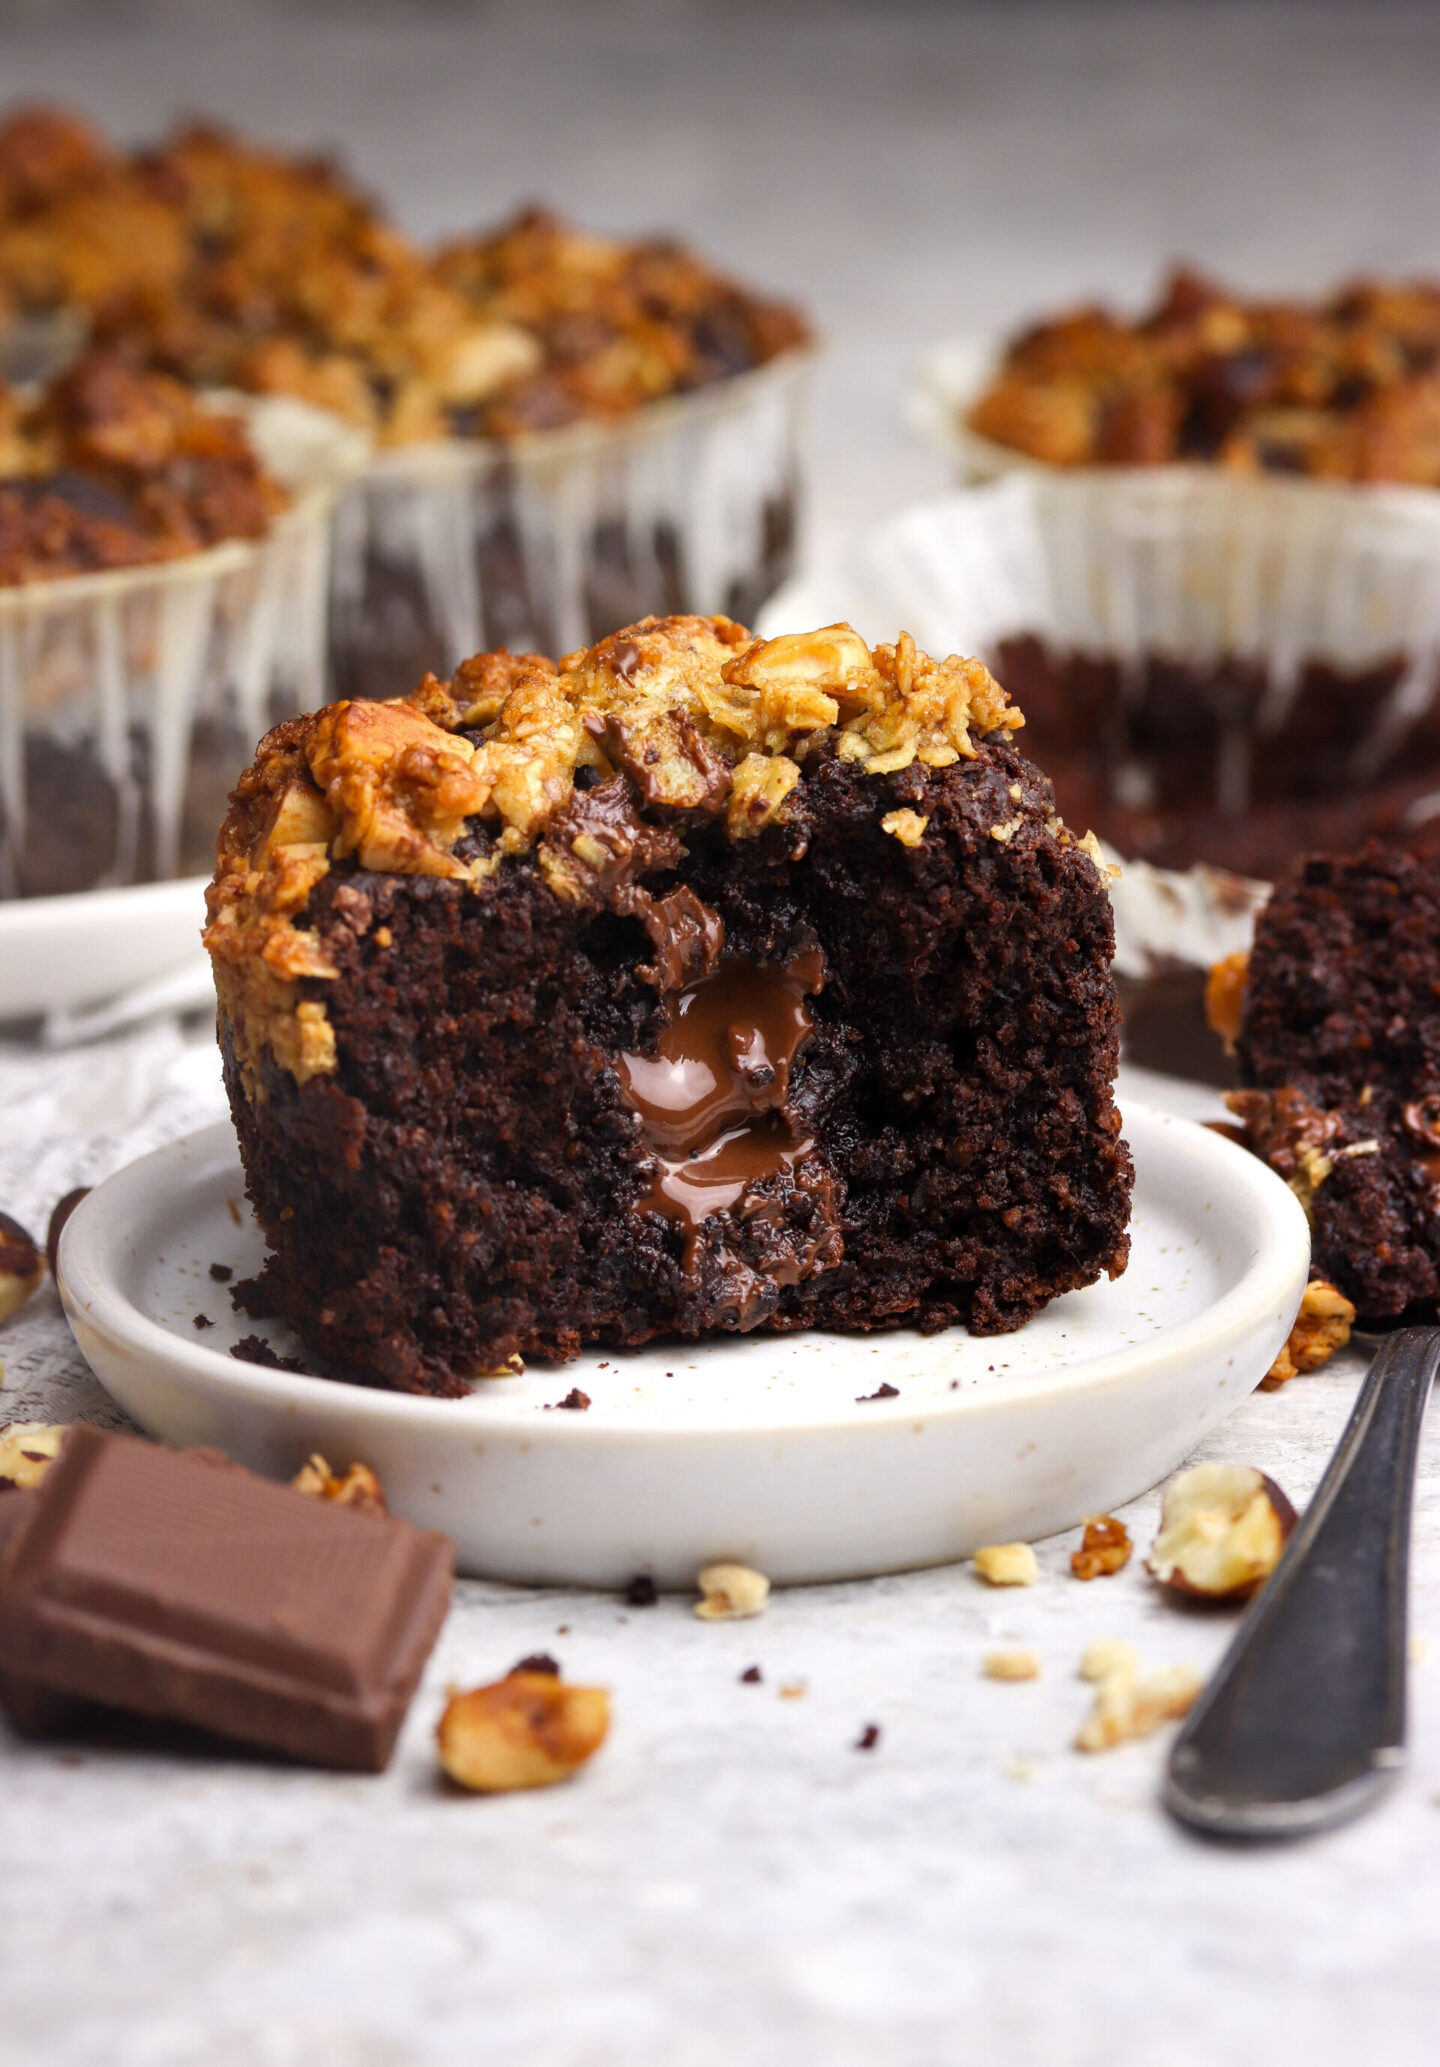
[0,1427,453,1771]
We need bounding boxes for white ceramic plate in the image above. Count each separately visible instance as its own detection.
[0,875,209,1021]
[56,1103,1309,1587]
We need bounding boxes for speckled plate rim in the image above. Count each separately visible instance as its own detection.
[56,1102,1309,1440]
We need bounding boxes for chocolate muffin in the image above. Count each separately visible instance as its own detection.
[1218,839,1440,1321]
[206,615,1132,1395]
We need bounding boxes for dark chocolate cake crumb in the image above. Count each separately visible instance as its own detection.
[192,1313,213,1330]
[230,1334,306,1373]
[229,1275,275,1320]
[624,1573,658,1607]
[546,1387,591,1412]
[740,1665,763,1684]
[856,1383,900,1403]
[854,1723,881,1751]
[208,1262,234,1282]
[510,1653,560,1677]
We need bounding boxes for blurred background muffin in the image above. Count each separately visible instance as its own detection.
[0,104,813,704]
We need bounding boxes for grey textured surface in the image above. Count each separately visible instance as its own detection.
[4,5,1440,2061]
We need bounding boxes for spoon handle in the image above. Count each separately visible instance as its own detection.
[1165,1325,1440,1839]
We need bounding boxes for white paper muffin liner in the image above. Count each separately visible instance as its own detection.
[912,337,1440,699]
[0,421,340,899]
[326,349,812,700]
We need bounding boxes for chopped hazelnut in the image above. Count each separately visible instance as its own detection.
[983,1647,1042,1681]
[1147,1462,1296,1600]
[880,807,929,848]
[695,1561,770,1620]
[973,1541,1038,1587]
[0,1213,43,1322]
[1078,1637,1139,1684]
[1071,1514,1133,1580]
[1075,1662,1204,1752]
[437,1669,609,1792]
[1260,1278,1355,1390]
[1204,951,1249,1049]
[290,1453,387,1515]
[0,1421,67,1490]
[45,1189,90,1278]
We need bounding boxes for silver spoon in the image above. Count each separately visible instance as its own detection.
[1164,1324,1440,1839]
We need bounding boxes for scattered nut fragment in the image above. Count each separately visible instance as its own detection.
[880,808,929,848]
[1147,1462,1296,1601]
[1076,1661,1204,1752]
[0,1421,67,1490]
[624,1573,658,1607]
[0,1214,43,1322]
[475,1352,525,1378]
[437,1668,609,1793]
[45,1189,90,1278]
[291,1454,387,1515]
[1079,1637,1139,1683]
[1260,1279,1355,1390]
[854,1723,881,1751]
[1071,1514,1132,1581]
[973,1541,1038,1587]
[1204,951,1249,1050]
[778,1680,807,1700]
[983,1647,1042,1681]
[695,1561,770,1620]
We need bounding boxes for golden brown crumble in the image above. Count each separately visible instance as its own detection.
[0,109,807,447]
[969,265,1440,485]
[206,616,1037,1088]
[1259,1277,1355,1390]
[1224,1085,1344,1217]
[1070,1514,1133,1580]
[1204,950,1249,1049]
[0,350,285,583]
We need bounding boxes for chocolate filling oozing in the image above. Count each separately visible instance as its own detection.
[619,948,836,1325]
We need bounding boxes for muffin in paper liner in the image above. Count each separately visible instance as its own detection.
[0,396,351,901]
[326,349,811,701]
[754,477,1303,1079]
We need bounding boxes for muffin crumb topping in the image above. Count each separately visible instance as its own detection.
[207,614,1035,1087]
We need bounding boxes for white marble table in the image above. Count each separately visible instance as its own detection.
[4,5,1440,2061]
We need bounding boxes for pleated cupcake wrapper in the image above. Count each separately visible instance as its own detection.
[0,484,335,900]
[328,348,813,676]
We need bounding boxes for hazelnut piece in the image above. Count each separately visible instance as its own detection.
[694,1561,770,1620]
[1075,1661,1204,1752]
[437,1670,609,1792]
[0,1421,67,1490]
[290,1453,387,1514]
[0,1214,43,1322]
[983,1647,1042,1681]
[1071,1514,1132,1580]
[972,1541,1038,1587]
[45,1188,90,1278]
[1147,1462,1296,1601]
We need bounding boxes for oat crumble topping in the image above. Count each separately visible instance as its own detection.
[206,616,1053,1090]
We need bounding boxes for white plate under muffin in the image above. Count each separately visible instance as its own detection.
[55,1102,1308,1587]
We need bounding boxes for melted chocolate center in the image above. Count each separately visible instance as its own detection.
[618,949,823,1234]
